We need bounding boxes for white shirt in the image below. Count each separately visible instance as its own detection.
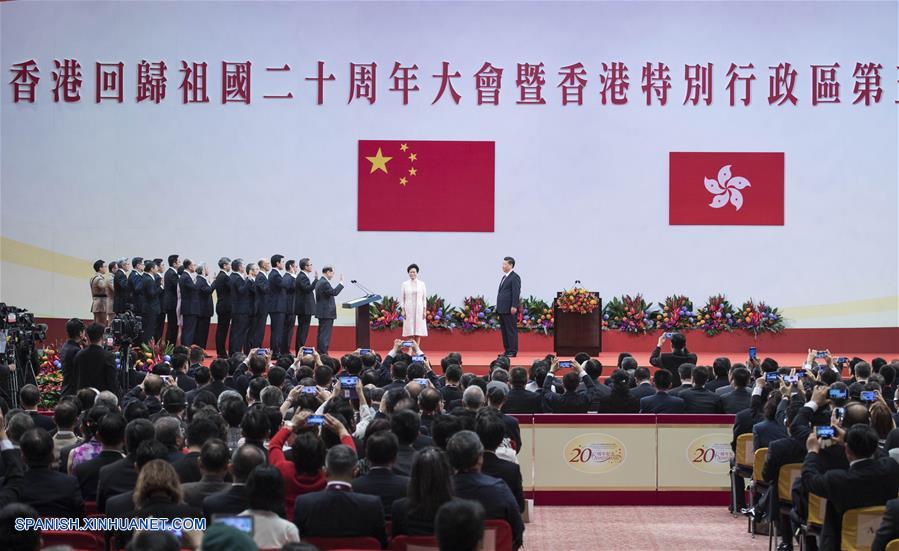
[238,509,299,549]
[303,270,314,283]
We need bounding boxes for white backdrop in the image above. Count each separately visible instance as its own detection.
[1,0,897,328]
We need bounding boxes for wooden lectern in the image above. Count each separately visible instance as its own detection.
[553,292,602,356]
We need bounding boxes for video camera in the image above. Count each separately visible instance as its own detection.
[109,311,143,345]
[0,303,48,355]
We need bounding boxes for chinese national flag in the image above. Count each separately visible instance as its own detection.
[358,140,495,232]
[669,152,784,225]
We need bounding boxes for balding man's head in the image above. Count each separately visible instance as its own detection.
[463,386,484,411]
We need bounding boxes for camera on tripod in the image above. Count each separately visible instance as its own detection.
[110,311,143,345]
[0,303,48,346]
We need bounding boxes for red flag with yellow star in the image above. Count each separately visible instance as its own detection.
[357,140,495,232]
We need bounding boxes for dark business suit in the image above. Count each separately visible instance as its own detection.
[391,497,468,537]
[680,386,725,413]
[182,476,230,508]
[74,449,125,501]
[22,467,84,517]
[630,383,656,401]
[281,271,296,353]
[0,448,25,508]
[649,347,698,388]
[141,273,162,344]
[195,275,215,349]
[73,344,119,395]
[640,391,686,413]
[117,497,201,549]
[762,436,807,543]
[295,271,317,350]
[113,269,130,313]
[752,419,788,451]
[482,451,525,512]
[163,267,180,344]
[250,272,270,349]
[154,273,164,339]
[228,273,252,356]
[541,373,593,413]
[104,490,135,516]
[202,484,249,518]
[128,270,145,315]
[801,453,899,551]
[214,270,232,358]
[314,277,343,354]
[59,338,82,397]
[293,486,387,547]
[179,272,201,347]
[351,467,410,518]
[453,472,524,550]
[496,271,521,356]
[503,387,543,414]
[722,387,752,414]
[267,269,288,355]
[872,497,899,551]
[96,456,137,511]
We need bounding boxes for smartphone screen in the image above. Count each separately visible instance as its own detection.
[559,360,572,368]
[815,426,835,439]
[307,414,325,426]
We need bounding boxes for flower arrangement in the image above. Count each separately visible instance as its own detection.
[36,343,64,409]
[370,296,403,331]
[555,287,600,314]
[735,300,785,335]
[603,294,653,333]
[453,296,500,333]
[426,294,457,331]
[655,295,696,332]
[696,294,738,336]
[518,296,553,334]
[132,338,175,372]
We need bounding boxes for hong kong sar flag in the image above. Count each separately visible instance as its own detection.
[669,152,784,225]
[358,140,495,232]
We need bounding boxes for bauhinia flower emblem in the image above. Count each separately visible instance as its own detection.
[705,164,751,211]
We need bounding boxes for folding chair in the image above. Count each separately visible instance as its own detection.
[799,493,828,551]
[390,535,440,551]
[747,447,769,536]
[483,519,514,551]
[840,505,886,551]
[769,462,802,551]
[885,539,899,551]
[40,530,104,551]
[731,433,755,516]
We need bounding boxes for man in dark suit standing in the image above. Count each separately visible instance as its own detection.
[179,259,201,347]
[294,258,317,351]
[128,257,145,316]
[228,260,253,356]
[640,370,686,413]
[496,256,521,357]
[250,258,271,349]
[281,260,297,355]
[163,254,181,345]
[351,431,409,517]
[73,323,119,395]
[447,430,524,550]
[58,318,85,397]
[112,258,131,314]
[267,255,288,356]
[314,266,344,354]
[649,332,697,388]
[214,258,232,358]
[141,261,163,344]
[294,445,387,547]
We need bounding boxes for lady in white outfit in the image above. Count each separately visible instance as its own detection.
[401,263,428,344]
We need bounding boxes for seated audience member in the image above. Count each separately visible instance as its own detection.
[503,367,542,414]
[97,418,156,511]
[181,438,231,508]
[203,444,266,518]
[6,411,34,446]
[680,366,724,413]
[431,414,465,450]
[802,424,899,551]
[0,412,25,508]
[118,460,202,549]
[105,439,170,517]
[171,353,198,392]
[484,384,522,455]
[669,363,695,397]
[239,406,270,452]
[201,524,257,551]
[583,359,611,409]
[640,369,686,414]
[476,410,524,512]
[74,412,127,501]
[753,396,788,450]
[435,499,486,551]
[19,428,84,516]
[760,402,806,550]
[154,416,186,463]
[649,331,697,388]
[597,370,640,413]
[722,367,753,414]
[0,503,41,551]
[391,409,423,476]
[440,364,464,403]
[293,445,387,547]
[869,401,895,444]
[239,465,300,549]
[51,400,82,470]
[125,531,180,551]
[123,374,165,416]
[392,447,460,536]
[18,385,54,432]
[541,359,594,414]
[630,367,655,400]
[707,357,732,392]
[66,405,109,473]
[203,359,231,399]
[418,387,443,434]
[446,430,524,550]
[175,417,224,484]
[872,497,899,551]
[351,431,409,516]
[154,386,188,422]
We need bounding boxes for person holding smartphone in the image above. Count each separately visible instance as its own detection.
[649,332,697,388]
